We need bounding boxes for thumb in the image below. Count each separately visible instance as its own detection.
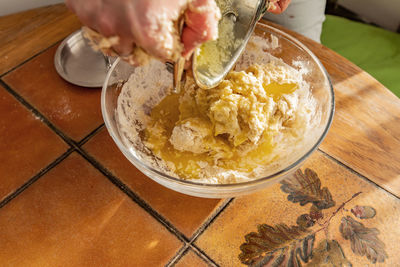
[181,0,221,58]
[268,0,291,14]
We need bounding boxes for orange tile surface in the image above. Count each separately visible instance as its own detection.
[174,249,209,267]
[319,71,400,198]
[3,45,103,141]
[0,4,81,75]
[0,85,68,201]
[83,128,223,237]
[196,151,400,266]
[0,153,181,266]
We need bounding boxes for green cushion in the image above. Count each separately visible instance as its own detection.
[321,15,400,98]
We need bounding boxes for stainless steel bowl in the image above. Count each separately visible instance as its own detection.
[54,30,111,88]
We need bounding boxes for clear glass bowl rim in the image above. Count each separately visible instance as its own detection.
[101,23,335,189]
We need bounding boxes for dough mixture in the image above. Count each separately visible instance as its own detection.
[116,36,317,184]
[145,62,313,181]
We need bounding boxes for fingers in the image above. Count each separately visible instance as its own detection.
[67,0,102,29]
[94,3,136,56]
[65,0,75,12]
[120,0,180,61]
[112,38,136,56]
[181,0,221,59]
[268,0,291,14]
[68,0,221,64]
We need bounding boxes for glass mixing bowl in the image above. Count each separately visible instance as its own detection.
[101,23,334,198]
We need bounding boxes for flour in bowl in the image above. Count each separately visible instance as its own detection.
[116,36,318,184]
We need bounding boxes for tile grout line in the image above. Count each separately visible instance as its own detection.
[78,123,105,146]
[189,198,233,243]
[318,148,400,200]
[0,121,107,209]
[1,79,105,152]
[166,219,225,267]
[190,244,220,267]
[76,147,190,244]
[167,198,234,267]
[0,148,74,209]
[0,39,62,79]
[0,79,78,149]
[0,78,105,208]
[165,244,190,267]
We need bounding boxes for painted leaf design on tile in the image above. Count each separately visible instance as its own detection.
[239,224,314,266]
[296,214,315,229]
[297,205,325,229]
[308,239,352,267]
[351,205,376,219]
[309,205,324,221]
[340,216,388,263]
[280,168,335,210]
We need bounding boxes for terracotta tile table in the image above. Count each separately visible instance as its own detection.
[0,4,399,266]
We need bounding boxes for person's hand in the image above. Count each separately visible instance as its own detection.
[267,0,291,14]
[66,0,220,62]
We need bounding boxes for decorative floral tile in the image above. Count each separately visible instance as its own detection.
[83,128,224,238]
[3,45,103,141]
[196,151,400,266]
[0,153,181,265]
[0,86,68,201]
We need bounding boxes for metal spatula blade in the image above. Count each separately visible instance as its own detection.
[192,0,268,89]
